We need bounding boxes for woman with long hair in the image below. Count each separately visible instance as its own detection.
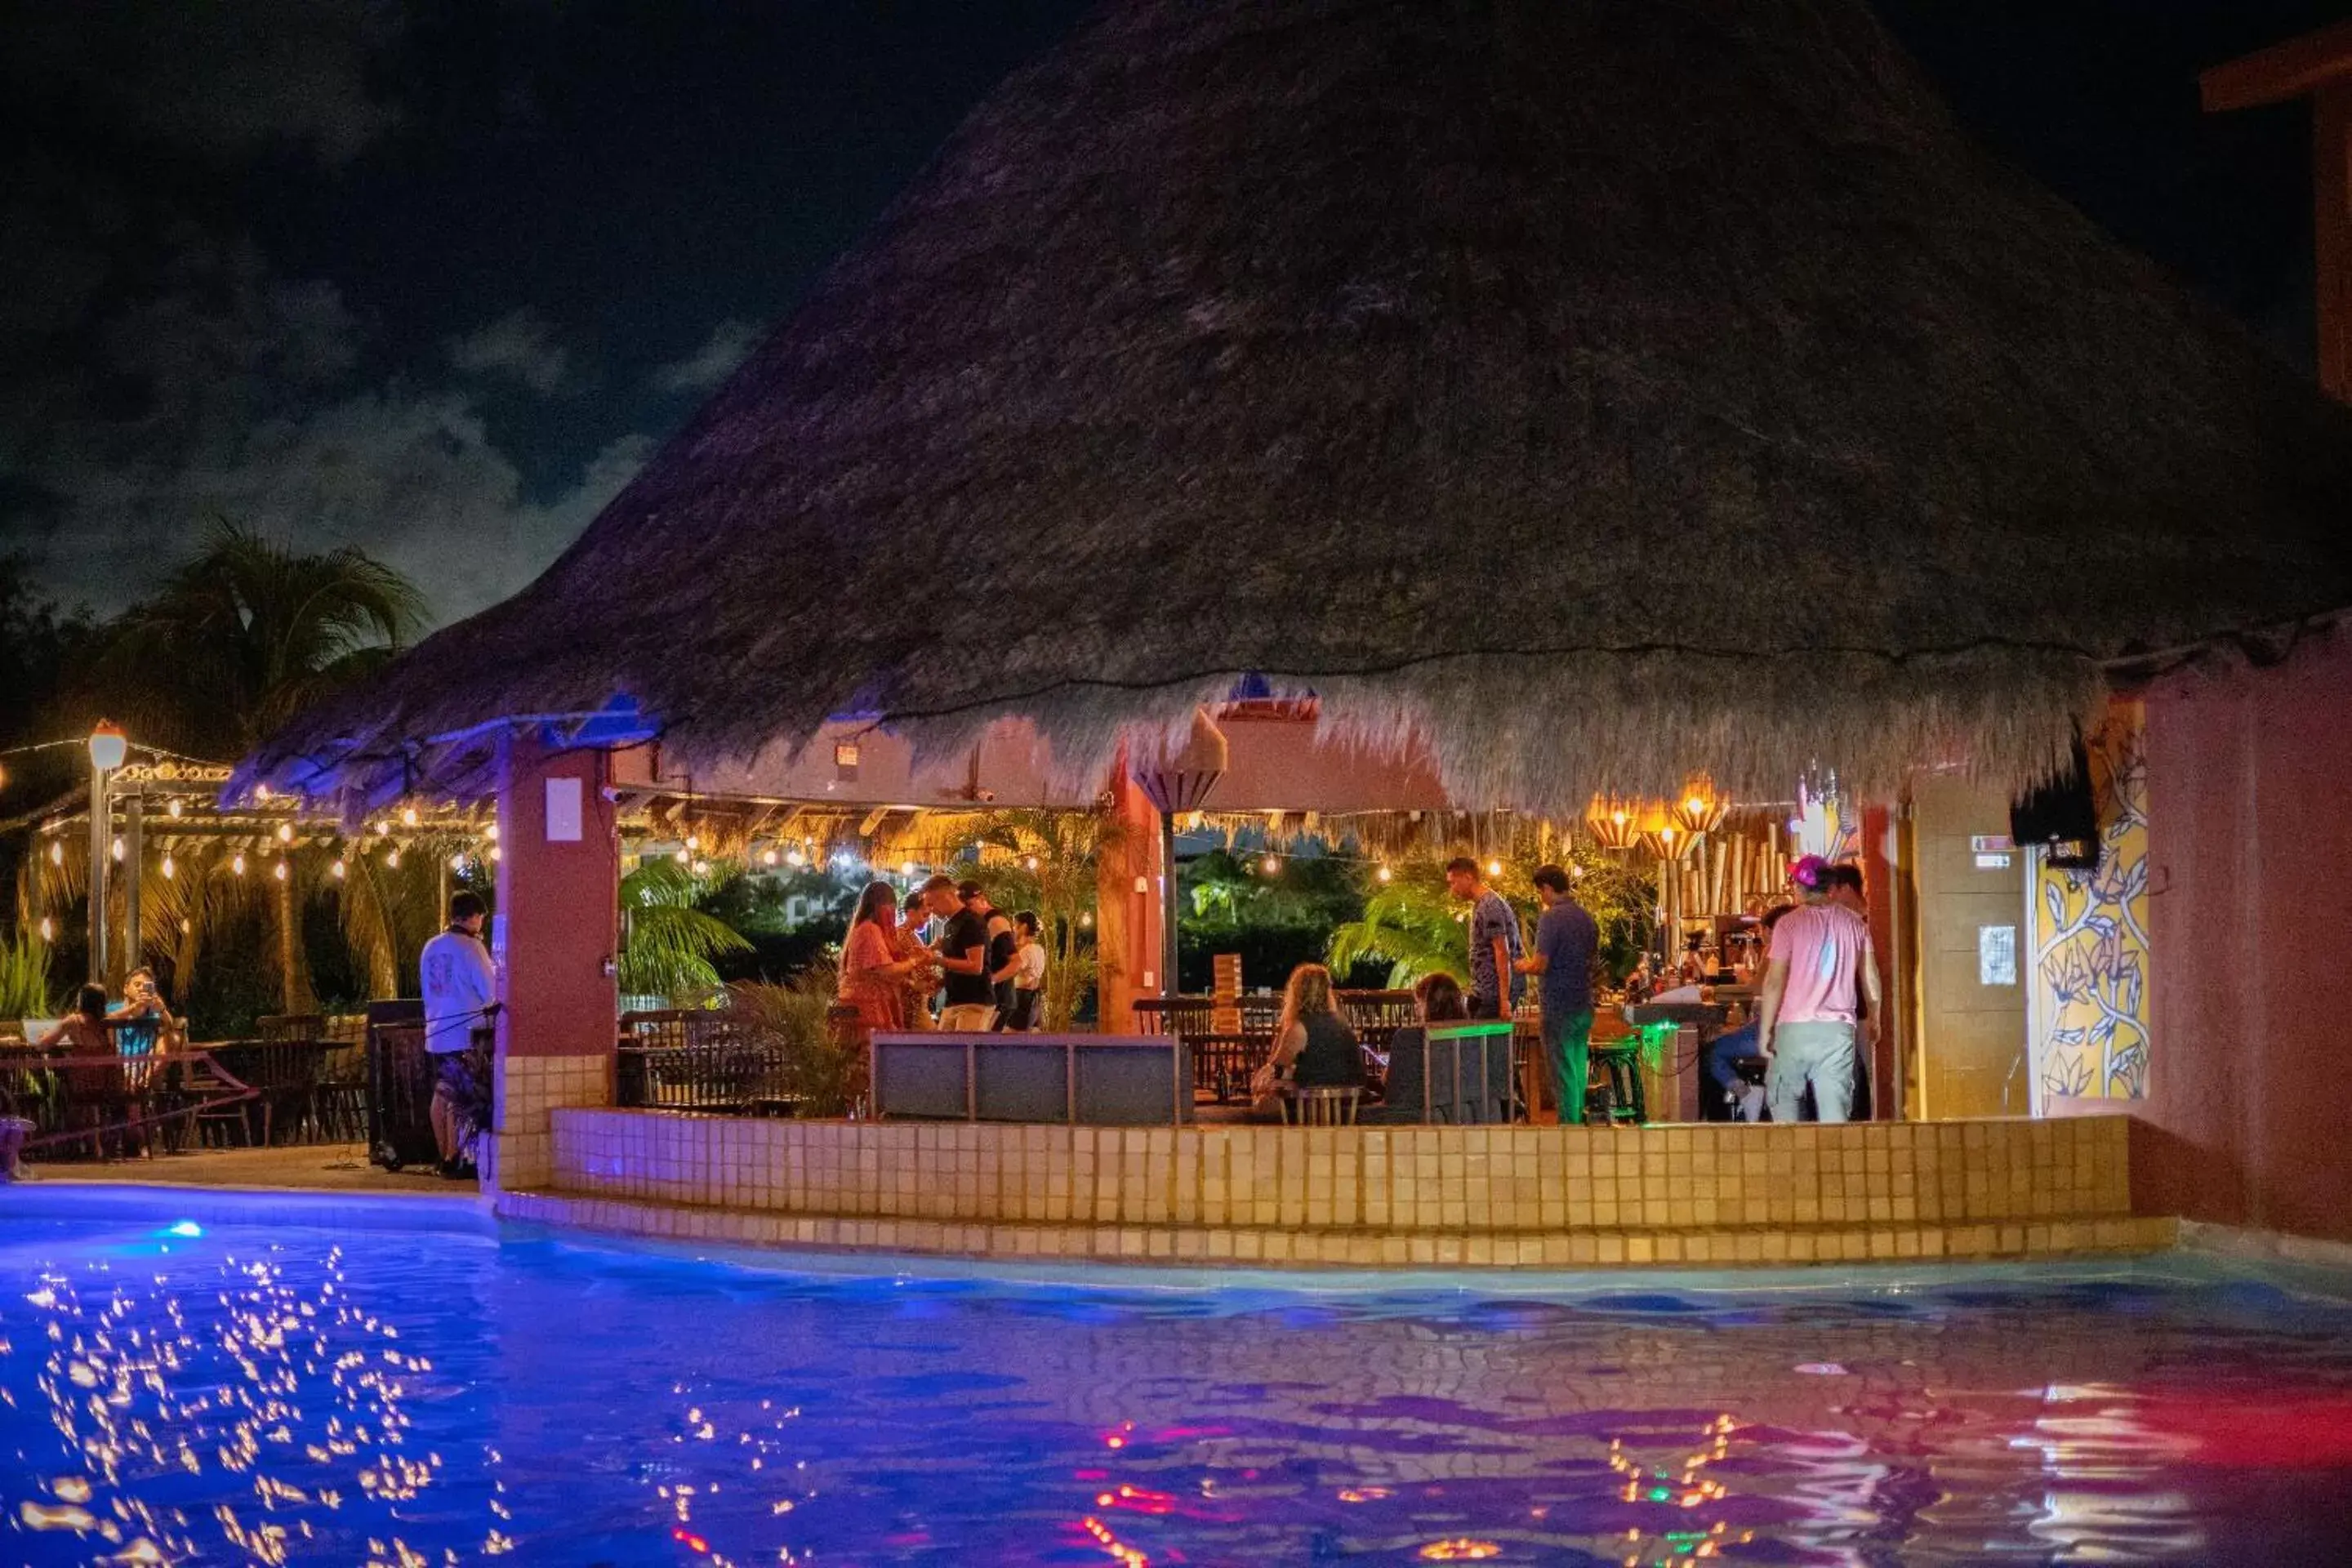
[840,881,924,1033]
[1249,963,1365,1117]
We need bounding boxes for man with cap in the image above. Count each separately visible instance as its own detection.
[1756,855,1881,1123]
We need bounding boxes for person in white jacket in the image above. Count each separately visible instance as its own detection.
[420,891,497,1178]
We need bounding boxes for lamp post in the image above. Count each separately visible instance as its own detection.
[87,720,128,987]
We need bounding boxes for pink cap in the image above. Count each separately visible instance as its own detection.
[1790,854,1831,890]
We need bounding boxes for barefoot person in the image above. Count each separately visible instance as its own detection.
[420,891,497,1178]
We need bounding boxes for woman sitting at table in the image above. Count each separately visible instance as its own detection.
[1248,963,1364,1119]
[839,882,929,1035]
[36,986,114,1055]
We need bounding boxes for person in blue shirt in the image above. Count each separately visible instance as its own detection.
[1445,857,1523,1019]
[1513,864,1599,1124]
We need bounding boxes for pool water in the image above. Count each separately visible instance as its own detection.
[7,1215,2352,1565]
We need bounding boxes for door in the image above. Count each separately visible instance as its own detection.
[1908,775,2029,1119]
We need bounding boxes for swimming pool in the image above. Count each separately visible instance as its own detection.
[7,1200,2352,1565]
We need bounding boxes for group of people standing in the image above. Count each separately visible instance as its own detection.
[838,874,1049,1034]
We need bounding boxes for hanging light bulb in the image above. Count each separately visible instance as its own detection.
[785,847,807,868]
[386,848,402,868]
[488,846,501,863]
[38,915,54,942]
[1486,858,1503,878]
[167,798,184,819]
[110,836,124,862]
[161,853,176,880]
[672,847,689,865]
[691,858,709,876]
[275,822,294,844]
[1375,864,1393,884]
[1261,854,1281,875]
[899,861,916,878]
[49,840,63,866]
[761,848,779,867]
[273,859,289,882]
[685,832,701,852]
[373,819,390,835]
[1080,911,1095,929]
[232,853,247,876]
[401,805,420,827]
[1023,855,1040,872]
[332,858,347,879]
[484,822,499,842]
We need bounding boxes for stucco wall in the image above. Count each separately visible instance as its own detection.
[2137,631,2352,1241]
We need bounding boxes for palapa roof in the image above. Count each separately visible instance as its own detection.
[243,0,2352,814]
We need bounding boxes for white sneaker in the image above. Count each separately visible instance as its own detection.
[1738,1085,1766,1122]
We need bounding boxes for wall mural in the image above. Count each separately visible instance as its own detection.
[2030,703,2152,1102]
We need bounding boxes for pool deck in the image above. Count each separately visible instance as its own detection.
[11,1144,476,1197]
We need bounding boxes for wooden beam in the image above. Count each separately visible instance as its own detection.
[2202,19,2352,113]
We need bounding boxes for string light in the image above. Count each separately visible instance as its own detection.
[1376,865,1393,884]
[273,859,289,882]
[255,782,272,800]
[1261,854,1281,875]
[373,819,390,835]
[160,854,175,880]
[1023,855,1040,871]
[231,853,247,876]
[672,848,689,865]
[179,918,191,934]
[484,822,499,842]
[761,848,779,866]
[48,840,62,866]
[785,847,807,868]
[386,848,402,868]
[110,836,123,861]
[899,861,916,878]
[690,858,709,876]
[167,798,184,819]
[1487,858,1503,877]
[449,853,467,872]
[38,916,53,942]
[402,806,420,827]
[488,846,502,863]
[275,822,294,843]
[685,832,700,852]
[332,858,347,879]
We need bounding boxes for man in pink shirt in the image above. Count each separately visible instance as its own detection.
[1757,857,1881,1122]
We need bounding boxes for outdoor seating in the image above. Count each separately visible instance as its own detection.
[1282,1085,1361,1125]
[1588,1045,1647,1125]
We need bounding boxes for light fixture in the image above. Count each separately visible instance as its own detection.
[1672,778,1727,837]
[484,822,500,843]
[178,919,190,934]
[275,822,293,844]
[449,853,467,872]
[332,858,347,880]
[38,916,54,941]
[899,861,916,878]
[672,847,689,865]
[232,853,247,876]
[111,837,124,862]
[1261,854,1281,875]
[685,832,700,852]
[401,806,420,827]
[1486,858,1503,878]
[1080,911,1095,929]
[167,798,184,819]
[1134,875,1149,894]
[1584,796,1639,852]
[690,858,708,876]
[48,840,61,866]
[1023,855,1040,872]
[255,782,272,801]
[373,819,390,835]
[386,849,402,868]
[273,859,289,882]
[161,854,175,880]
[785,848,807,868]
[1375,865,1393,884]
[488,846,502,863]
[762,848,779,866]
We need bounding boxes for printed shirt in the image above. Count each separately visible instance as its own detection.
[420,929,497,1054]
[1468,890,1525,1006]
[1770,903,1869,1025]
[1535,898,1599,1016]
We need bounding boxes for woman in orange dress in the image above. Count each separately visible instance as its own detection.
[840,881,924,1033]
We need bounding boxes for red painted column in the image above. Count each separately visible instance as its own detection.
[1094,765,1164,1032]
[487,731,620,1190]
[1860,803,1901,1120]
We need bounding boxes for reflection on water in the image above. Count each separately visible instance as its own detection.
[5,1222,2352,1564]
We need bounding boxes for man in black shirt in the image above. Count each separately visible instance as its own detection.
[924,874,996,1028]
[958,879,1021,1029]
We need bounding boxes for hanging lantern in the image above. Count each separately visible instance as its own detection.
[1672,777,1727,838]
[1638,814,1695,862]
[1584,796,1640,851]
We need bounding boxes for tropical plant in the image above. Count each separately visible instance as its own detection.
[621,857,753,1000]
[1325,838,1657,988]
[729,971,866,1116]
[1325,874,1472,988]
[0,929,52,1021]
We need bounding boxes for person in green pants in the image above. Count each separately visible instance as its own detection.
[1517,864,1598,1125]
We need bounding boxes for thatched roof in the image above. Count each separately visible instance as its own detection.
[243,0,2352,813]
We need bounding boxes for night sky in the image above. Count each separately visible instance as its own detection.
[2,0,2345,628]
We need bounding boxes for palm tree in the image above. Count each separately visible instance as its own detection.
[91,521,429,1013]
[961,808,1119,1030]
[620,858,752,1001]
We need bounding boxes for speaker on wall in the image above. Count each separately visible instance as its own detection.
[2011,738,2100,871]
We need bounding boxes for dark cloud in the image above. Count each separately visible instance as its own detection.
[0,0,403,165]
[651,318,760,395]
[448,307,574,394]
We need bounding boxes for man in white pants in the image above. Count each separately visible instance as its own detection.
[1757,857,1880,1123]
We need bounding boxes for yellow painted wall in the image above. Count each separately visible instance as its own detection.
[2029,704,2151,1102]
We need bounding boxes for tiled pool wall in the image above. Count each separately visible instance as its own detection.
[505,1110,2173,1268]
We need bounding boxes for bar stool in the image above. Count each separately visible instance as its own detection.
[1284,1085,1362,1125]
[1587,1045,1646,1125]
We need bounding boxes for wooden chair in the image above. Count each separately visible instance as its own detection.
[1283,1085,1362,1125]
